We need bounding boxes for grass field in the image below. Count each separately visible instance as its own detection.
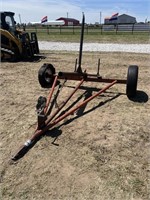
[37,32,150,43]
[26,26,150,43]
[0,51,150,200]
[1,25,150,199]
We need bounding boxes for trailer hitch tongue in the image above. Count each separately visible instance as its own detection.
[11,140,32,161]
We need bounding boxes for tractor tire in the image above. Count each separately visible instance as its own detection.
[38,63,56,88]
[126,65,138,98]
[11,47,20,62]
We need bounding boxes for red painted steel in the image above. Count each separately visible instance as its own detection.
[12,80,117,160]
[44,75,58,114]
[45,78,85,125]
[57,72,126,84]
[11,13,128,161]
[33,80,117,139]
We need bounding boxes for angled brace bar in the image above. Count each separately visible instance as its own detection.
[11,80,117,161]
[44,75,58,114]
[45,78,85,124]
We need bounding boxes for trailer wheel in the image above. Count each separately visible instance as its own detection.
[126,65,138,98]
[38,63,55,88]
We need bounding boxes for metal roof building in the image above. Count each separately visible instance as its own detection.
[105,14,137,24]
[57,17,80,26]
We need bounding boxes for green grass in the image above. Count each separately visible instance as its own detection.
[26,27,150,43]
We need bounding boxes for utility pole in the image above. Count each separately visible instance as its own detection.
[100,11,102,25]
[18,14,22,24]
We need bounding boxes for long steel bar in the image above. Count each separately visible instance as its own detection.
[77,14,85,73]
[45,78,84,125]
[35,78,84,131]
[32,80,118,139]
[57,73,126,84]
[47,80,117,128]
[12,80,117,160]
[44,75,58,114]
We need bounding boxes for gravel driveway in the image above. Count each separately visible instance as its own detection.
[39,41,150,53]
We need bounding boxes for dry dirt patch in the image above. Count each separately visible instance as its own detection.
[0,51,150,200]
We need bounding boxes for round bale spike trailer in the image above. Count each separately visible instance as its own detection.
[11,15,139,161]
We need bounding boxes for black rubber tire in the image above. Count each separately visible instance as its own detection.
[11,47,20,62]
[11,42,21,62]
[38,63,55,88]
[126,65,138,98]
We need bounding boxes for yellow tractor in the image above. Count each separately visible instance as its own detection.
[0,11,40,61]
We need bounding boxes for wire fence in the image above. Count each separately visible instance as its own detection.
[25,23,150,35]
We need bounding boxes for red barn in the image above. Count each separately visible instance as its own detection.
[57,17,80,26]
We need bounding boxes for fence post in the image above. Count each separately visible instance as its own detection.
[47,25,49,35]
[35,26,37,33]
[60,25,61,34]
[100,24,103,34]
[116,24,118,34]
[87,25,88,35]
[132,23,134,34]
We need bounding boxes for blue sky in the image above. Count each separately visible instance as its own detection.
[1,0,150,24]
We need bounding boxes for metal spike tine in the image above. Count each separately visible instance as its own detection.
[74,58,78,72]
[77,14,85,73]
[97,58,100,76]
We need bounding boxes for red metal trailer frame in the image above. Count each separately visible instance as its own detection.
[11,15,138,161]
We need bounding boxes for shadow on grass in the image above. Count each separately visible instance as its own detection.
[11,87,123,162]
[45,128,62,146]
[60,92,121,127]
[13,87,148,162]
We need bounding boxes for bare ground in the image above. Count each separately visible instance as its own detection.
[0,51,150,200]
